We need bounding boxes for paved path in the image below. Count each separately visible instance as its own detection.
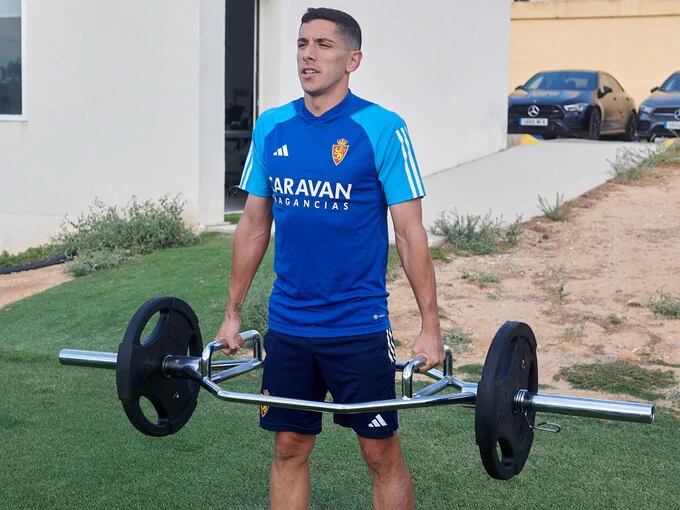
[419,139,643,232]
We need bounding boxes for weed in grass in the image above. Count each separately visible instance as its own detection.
[442,328,473,354]
[537,192,570,221]
[457,363,483,380]
[555,361,676,400]
[564,323,586,339]
[224,212,242,224]
[648,290,680,319]
[486,292,499,301]
[461,271,501,288]
[609,140,680,183]
[430,211,522,256]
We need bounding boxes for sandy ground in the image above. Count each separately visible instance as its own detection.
[0,264,72,308]
[389,164,680,406]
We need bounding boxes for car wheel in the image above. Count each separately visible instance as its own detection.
[588,108,602,140]
[621,112,636,142]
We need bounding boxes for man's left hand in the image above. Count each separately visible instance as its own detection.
[411,331,445,372]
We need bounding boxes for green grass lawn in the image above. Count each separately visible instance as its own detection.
[1,234,679,509]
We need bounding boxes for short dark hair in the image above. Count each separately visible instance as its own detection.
[301,7,362,50]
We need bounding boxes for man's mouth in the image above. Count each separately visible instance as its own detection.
[301,68,320,76]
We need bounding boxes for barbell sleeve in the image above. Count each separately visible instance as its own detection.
[59,349,117,369]
[515,389,655,424]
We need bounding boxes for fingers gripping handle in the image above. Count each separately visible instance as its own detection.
[402,355,428,398]
[201,330,263,380]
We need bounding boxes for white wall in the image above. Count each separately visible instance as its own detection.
[259,0,510,177]
[0,0,225,254]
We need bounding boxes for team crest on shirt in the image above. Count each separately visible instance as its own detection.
[331,138,350,166]
[260,389,270,417]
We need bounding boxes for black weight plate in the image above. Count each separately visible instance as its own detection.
[475,321,538,480]
[116,296,203,436]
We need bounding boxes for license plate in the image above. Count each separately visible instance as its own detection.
[665,121,680,130]
[520,118,548,127]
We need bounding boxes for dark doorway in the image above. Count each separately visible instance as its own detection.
[224,0,257,212]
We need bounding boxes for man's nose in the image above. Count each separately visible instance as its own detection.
[301,45,316,61]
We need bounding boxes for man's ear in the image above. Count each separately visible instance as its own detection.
[347,51,362,74]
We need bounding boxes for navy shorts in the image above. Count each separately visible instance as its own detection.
[259,328,398,439]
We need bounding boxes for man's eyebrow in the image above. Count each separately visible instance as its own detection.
[297,36,336,44]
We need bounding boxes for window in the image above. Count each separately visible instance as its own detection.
[0,0,22,118]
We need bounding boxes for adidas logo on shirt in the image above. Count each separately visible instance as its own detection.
[273,144,289,157]
[368,413,388,428]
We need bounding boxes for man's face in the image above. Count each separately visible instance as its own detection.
[297,19,361,97]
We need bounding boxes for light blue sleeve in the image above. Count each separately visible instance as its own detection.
[351,105,426,205]
[239,104,296,197]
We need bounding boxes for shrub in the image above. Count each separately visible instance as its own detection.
[537,192,570,221]
[430,211,522,256]
[648,290,680,320]
[55,195,198,276]
[65,249,128,276]
[609,140,680,183]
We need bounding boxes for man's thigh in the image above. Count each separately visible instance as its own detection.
[260,329,326,435]
[317,329,398,438]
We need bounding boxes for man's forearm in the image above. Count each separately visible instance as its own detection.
[394,225,440,334]
[226,215,272,320]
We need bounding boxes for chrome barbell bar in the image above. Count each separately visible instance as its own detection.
[58,331,654,424]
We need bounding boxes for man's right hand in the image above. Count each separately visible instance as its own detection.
[215,316,244,355]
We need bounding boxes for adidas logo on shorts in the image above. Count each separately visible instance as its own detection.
[368,413,388,428]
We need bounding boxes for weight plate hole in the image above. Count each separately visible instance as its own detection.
[140,312,163,345]
[139,396,160,423]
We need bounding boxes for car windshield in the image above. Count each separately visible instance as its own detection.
[524,72,597,91]
[660,74,680,92]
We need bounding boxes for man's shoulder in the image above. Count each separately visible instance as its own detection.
[350,95,405,128]
[255,101,299,134]
[349,96,406,140]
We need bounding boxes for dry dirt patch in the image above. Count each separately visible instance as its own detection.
[389,165,680,405]
[0,264,72,308]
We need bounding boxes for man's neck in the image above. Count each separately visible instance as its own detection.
[303,85,350,117]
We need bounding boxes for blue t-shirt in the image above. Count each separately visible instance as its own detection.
[239,91,425,337]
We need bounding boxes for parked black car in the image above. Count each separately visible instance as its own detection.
[637,72,680,141]
[508,70,637,140]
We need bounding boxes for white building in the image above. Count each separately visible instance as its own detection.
[0,0,510,253]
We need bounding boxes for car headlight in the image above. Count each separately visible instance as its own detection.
[639,104,654,115]
[564,103,589,113]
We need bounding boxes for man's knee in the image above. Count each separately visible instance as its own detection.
[274,431,316,464]
[358,434,404,474]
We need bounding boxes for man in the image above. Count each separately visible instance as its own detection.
[215,7,444,510]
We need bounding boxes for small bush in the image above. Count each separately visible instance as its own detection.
[430,211,522,256]
[556,361,676,400]
[648,290,680,319]
[537,192,570,221]
[461,271,501,287]
[609,140,680,183]
[65,249,128,276]
[564,323,586,338]
[55,195,198,276]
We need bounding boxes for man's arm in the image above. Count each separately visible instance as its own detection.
[216,194,273,354]
[389,199,444,371]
